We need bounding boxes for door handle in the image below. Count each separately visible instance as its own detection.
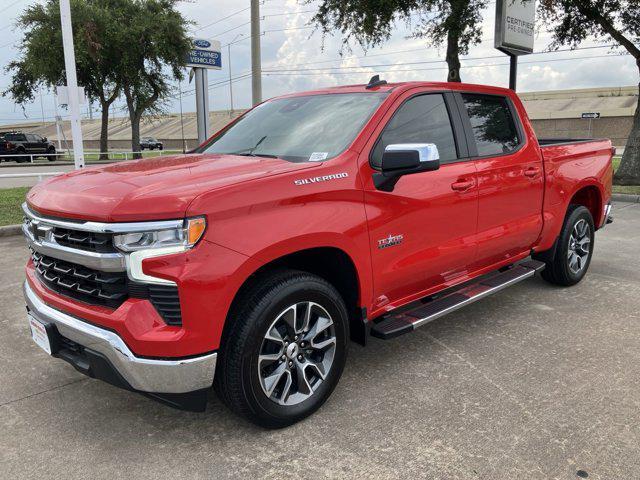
[451,179,475,192]
[524,167,541,178]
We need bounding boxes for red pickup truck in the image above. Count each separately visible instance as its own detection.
[22,79,613,427]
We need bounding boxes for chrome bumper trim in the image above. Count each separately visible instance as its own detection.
[22,203,183,234]
[24,223,126,272]
[24,280,216,394]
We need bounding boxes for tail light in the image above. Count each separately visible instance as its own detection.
[6,142,15,149]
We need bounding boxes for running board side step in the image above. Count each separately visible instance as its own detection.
[370,260,546,340]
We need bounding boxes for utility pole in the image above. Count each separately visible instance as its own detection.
[228,42,233,115]
[39,88,45,125]
[250,0,262,105]
[178,81,186,153]
[59,0,84,169]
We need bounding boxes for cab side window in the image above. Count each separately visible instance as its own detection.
[371,94,458,169]
[461,94,520,156]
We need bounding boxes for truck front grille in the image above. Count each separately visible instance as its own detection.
[32,251,128,309]
[31,251,182,325]
[51,227,116,253]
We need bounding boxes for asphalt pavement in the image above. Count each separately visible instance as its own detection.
[1,201,639,479]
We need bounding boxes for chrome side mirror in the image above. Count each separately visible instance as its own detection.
[374,143,440,191]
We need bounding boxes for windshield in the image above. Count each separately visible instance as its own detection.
[197,92,388,162]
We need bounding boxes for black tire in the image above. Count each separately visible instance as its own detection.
[541,205,595,286]
[46,147,56,161]
[214,269,349,428]
[15,149,28,163]
[158,144,163,151]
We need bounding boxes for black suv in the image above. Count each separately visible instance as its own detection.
[0,132,57,162]
[140,137,163,150]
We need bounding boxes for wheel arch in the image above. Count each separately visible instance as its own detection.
[569,183,603,228]
[227,246,369,346]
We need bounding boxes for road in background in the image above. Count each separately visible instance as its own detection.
[1,201,639,478]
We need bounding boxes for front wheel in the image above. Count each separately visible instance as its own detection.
[46,147,56,161]
[214,270,349,428]
[541,205,595,286]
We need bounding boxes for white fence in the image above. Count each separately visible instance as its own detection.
[0,149,183,164]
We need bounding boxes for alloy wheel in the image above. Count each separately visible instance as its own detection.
[567,218,591,275]
[258,302,336,406]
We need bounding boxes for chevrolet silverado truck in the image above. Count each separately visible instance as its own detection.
[22,78,614,428]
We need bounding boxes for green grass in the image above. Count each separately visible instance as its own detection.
[0,187,29,226]
[613,185,640,195]
[613,156,621,172]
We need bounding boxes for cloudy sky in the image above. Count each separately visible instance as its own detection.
[0,0,637,125]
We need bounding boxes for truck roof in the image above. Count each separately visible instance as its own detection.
[273,80,516,99]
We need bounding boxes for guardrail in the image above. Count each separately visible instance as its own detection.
[0,149,183,164]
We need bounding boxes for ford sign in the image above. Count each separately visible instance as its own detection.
[193,39,211,48]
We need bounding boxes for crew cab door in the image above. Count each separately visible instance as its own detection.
[360,91,479,311]
[455,92,544,268]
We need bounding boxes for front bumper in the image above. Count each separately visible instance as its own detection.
[24,280,217,410]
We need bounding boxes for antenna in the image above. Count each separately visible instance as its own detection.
[366,75,388,89]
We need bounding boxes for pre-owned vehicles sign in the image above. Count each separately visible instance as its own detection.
[186,38,222,69]
[494,0,536,55]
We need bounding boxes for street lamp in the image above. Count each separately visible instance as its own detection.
[228,33,244,116]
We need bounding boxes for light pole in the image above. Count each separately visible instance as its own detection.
[250,0,262,105]
[59,0,85,168]
[228,33,244,116]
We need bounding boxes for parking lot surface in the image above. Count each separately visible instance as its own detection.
[1,201,639,479]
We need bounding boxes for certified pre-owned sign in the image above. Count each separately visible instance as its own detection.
[186,38,222,69]
[494,0,536,56]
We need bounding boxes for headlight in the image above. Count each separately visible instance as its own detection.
[113,217,206,252]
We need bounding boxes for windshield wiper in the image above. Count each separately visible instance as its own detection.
[232,152,279,159]
[230,136,276,158]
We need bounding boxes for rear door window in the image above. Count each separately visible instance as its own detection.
[371,94,458,169]
[461,94,520,156]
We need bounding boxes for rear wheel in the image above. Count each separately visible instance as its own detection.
[541,205,595,286]
[214,270,349,428]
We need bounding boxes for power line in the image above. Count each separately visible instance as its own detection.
[0,0,24,16]
[262,53,632,77]
[264,44,622,73]
[210,20,251,38]
[192,6,251,33]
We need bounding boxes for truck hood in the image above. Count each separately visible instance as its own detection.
[27,153,315,222]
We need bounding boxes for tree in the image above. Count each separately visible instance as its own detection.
[3,0,121,159]
[538,0,640,185]
[308,0,488,82]
[110,0,191,157]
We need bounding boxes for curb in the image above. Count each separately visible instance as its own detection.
[0,224,22,238]
[612,193,640,203]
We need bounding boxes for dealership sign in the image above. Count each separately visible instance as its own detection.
[495,0,535,56]
[186,38,222,69]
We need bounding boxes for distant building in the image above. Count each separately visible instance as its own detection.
[520,86,637,149]
[1,86,637,151]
